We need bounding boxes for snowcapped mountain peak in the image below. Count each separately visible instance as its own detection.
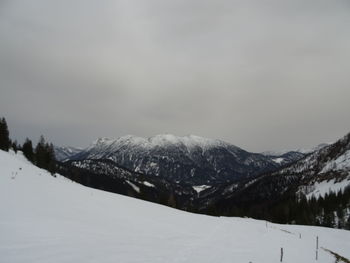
[87,134,235,151]
[181,134,227,148]
[146,134,228,149]
[297,143,331,154]
[149,134,183,146]
[91,137,116,146]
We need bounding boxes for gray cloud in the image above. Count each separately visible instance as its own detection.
[1,0,350,151]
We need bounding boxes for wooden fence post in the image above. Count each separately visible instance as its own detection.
[280,247,283,262]
[316,236,319,260]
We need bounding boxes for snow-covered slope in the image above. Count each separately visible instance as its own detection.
[69,134,299,185]
[303,178,350,200]
[1,150,350,263]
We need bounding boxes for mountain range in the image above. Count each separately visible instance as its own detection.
[56,134,305,185]
[55,132,350,228]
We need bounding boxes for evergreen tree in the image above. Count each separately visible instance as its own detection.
[322,211,335,227]
[22,138,34,163]
[46,143,56,174]
[35,135,47,169]
[0,117,11,151]
[34,136,56,174]
[11,140,19,153]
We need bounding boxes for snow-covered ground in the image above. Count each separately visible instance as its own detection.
[273,157,285,164]
[192,185,211,194]
[302,177,350,200]
[1,150,350,263]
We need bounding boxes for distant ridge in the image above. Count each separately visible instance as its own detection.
[62,134,303,185]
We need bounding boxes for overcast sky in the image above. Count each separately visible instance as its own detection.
[1,0,350,152]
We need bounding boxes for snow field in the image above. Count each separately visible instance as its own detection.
[1,150,349,263]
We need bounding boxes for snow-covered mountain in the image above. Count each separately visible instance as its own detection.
[1,149,349,263]
[278,134,350,176]
[224,132,349,200]
[53,133,348,221]
[68,134,302,185]
[262,143,330,157]
[261,143,332,166]
[204,132,350,224]
[54,146,82,161]
[278,133,350,198]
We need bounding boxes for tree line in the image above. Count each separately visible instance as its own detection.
[205,185,350,230]
[0,117,56,174]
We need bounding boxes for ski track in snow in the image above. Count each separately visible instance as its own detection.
[1,150,350,263]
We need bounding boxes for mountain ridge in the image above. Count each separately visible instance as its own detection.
[65,134,301,185]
